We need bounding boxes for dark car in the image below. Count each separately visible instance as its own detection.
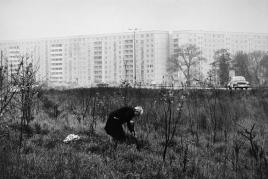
[97,83,109,87]
[227,76,250,90]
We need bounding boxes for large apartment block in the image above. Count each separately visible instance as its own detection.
[1,30,268,87]
[0,41,46,81]
[0,31,169,87]
[170,30,268,76]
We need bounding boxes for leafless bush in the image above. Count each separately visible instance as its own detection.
[237,121,268,178]
[158,89,185,161]
[10,55,40,147]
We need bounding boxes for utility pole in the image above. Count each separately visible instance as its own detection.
[129,28,138,87]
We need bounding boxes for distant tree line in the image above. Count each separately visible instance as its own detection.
[211,50,268,87]
[168,44,268,87]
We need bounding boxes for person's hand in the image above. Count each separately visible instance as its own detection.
[113,116,119,120]
[131,131,136,137]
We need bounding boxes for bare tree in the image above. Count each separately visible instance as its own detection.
[260,55,268,85]
[232,51,252,82]
[68,95,91,123]
[206,67,218,87]
[237,123,267,178]
[0,51,18,140]
[0,52,16,119]
[11,55,40,147]
[159,90,185,161]
[168,44,205,86]
[248,51,266,86]
[212,49,231,87]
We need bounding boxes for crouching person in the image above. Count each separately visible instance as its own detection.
[104,106,143,148]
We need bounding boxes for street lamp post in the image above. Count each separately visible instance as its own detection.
[129,28,138,87]
[0,50,3,91]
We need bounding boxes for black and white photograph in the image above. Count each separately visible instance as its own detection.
[0,0,268,178]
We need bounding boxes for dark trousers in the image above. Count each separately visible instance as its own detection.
[104,117,126,142]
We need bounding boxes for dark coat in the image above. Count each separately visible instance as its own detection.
[104,106,136,141]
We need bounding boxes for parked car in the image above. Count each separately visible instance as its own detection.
[227,76,250,90]
[97,83,109,88]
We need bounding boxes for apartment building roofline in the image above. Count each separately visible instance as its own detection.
[171,29,268,35]
[1,29,268,44]
[0,30,170,43]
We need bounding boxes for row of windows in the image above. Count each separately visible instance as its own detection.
[124,45,133,48]
[93,34,153,41]
[94,71,102,74]
[95,40,153,47]
[51,72,63,75]
[94,41,102,45]
[50,80,64,83]
[51,63,63,66]
[174,38,268,44]
[125,65,133,68]
[94,47,102,50]
[94,56,102,59]
[50,76,63,79]
[9,66,20,70]
[94,61,102,65]
[124,59,133,63]
[124,50,133,53]
[97,54,154,60]
[51,67,62,70]
[125,75,133,78]
[9,61,20,64]
[51,54,62,56]
[51,49,63,52]
[124,55,133,58]
[9,51,20,54]
[125,69,134,73]
[94,66,102,69]
[2,43,155,56]
[9,46,19,49]
[51,44,63,47]
[91,46,154,55]
[94,51,102,55]
[124,40,133,43]
[9,55,20,58]
[51,58,63,61]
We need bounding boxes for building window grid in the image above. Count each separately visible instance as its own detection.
[4,31,268,86]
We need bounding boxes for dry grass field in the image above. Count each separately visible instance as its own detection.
[1,87,268,178]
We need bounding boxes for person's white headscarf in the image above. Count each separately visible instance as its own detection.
[134,106,143,115]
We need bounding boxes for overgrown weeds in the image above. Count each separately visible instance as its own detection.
[0,88,268,178]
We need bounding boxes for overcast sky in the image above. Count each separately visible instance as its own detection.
[0,0,267,40]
